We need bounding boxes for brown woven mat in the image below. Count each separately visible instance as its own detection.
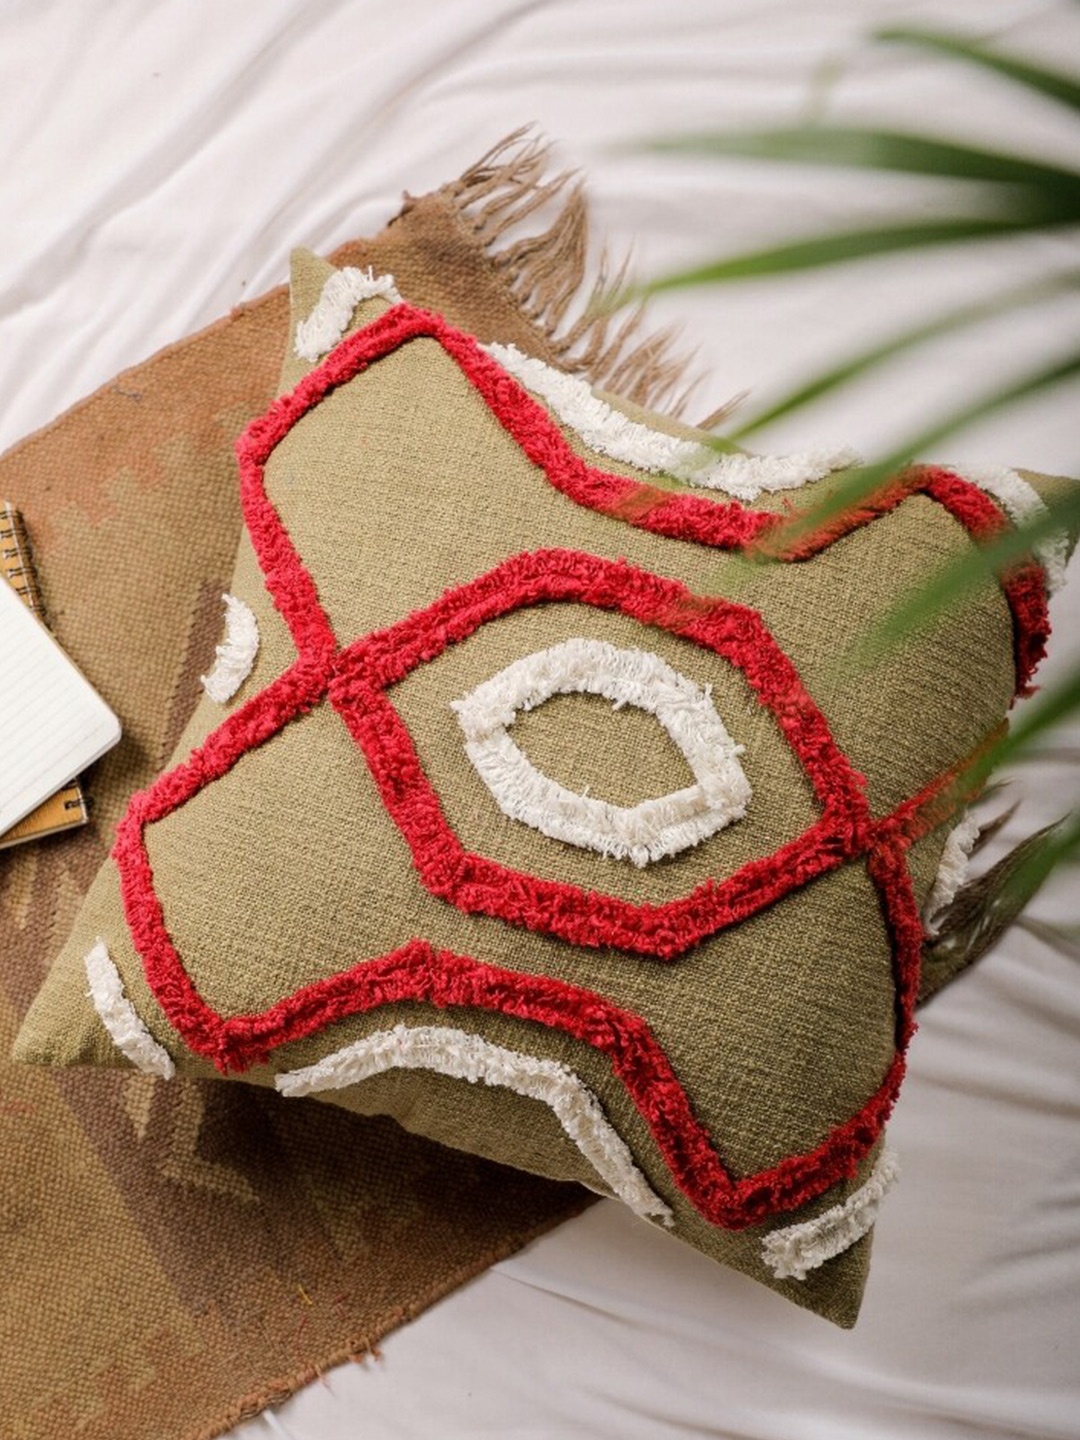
[0,133,696,1440]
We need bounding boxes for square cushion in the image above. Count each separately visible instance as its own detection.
[15,248,1070,1326]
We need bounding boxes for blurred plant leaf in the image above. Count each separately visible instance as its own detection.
[639,23,1080,926]
[634,216,1059,293]
[878,25,1080,112]
[1017,745,1080,764]
[863,476,1080,662]
[920,818,1070,999]
[634,121,1080,297]
[992,664,1080,772]
[648,127,1080,202]
[728,270,1080,438]
[905,667,1080,810]
[1016,916,1080,960]
[970,799,1019,854]
[752,351,1080,561]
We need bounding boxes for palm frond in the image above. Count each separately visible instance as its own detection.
[648,127,1080,203]
[637,215,1061,294]
[728,271,1080,439]
[878,26,1080,112]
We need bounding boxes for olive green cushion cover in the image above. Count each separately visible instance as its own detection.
[16,249,1065,1325]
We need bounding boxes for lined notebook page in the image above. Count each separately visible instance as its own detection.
[0,576,120,833]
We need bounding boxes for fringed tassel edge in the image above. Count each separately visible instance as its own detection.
[427,126,703,416]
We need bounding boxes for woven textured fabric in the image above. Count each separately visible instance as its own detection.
[17,239,1068,1328]
[0,139,621,1440]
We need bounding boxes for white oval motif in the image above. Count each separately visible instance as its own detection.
[450,638,751,867]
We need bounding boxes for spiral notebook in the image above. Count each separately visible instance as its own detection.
[0,503,120,840]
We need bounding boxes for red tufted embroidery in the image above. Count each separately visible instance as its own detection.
[111,302,1053,1228]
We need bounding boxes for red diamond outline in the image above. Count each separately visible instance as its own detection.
[107,302,1042,1226]
[334,548,872,956]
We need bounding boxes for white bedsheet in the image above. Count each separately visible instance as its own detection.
[2,3,1078,1437]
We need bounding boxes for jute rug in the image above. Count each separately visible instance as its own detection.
[0,133,692,1440]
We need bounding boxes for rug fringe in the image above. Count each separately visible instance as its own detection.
[437,127,701,416]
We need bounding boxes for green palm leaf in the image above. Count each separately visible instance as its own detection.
[638,24,1080,864]
[648,127,1080,202]
[728,271,1080,439]
[878,26,1080,112]
[637,215,1063,293]
[763,350,1080,559]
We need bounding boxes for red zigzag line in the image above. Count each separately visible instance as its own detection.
[239,304,1048,692]
[111,301,1050,1228]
